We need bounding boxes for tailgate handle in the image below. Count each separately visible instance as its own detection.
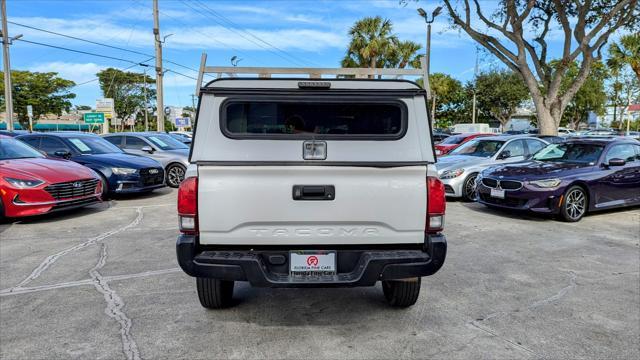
[292,185,335,201]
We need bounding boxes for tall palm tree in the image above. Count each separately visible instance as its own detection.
[341,16,397,71]
[608,33,640,82]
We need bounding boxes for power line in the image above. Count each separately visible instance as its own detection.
[15,38,149,65]
[180,0,308,67]
[189,0,318,67]
[9,20,201,74]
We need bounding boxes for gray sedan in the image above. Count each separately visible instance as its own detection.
[103,132,189,188]
[435,135,549,201]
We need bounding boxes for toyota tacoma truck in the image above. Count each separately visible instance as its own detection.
[176,73,447,308]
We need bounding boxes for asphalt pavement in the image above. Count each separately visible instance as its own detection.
[1,189,638,359]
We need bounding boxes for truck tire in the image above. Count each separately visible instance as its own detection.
[382,278,421,307]
[196,277,234,309]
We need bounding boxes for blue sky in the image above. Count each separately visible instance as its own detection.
[3,0,627,108]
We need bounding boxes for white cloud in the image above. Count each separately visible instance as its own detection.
[30,61,106,84]
[11,16,346,53]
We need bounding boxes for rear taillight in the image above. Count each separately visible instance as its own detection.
[427,176,446,233]
[177,177,198,235]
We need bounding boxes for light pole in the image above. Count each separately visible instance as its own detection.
[418,6,442,127]
[1,0,21,131]
[417,6,442,78]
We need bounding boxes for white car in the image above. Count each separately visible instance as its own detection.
[436,135,549,201]
[175,75,447,309]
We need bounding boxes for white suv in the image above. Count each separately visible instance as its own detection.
[176,77,447,308]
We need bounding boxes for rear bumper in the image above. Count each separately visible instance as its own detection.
[176,234,447,287]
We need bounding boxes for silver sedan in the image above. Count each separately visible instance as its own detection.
[102,132,190,188]
[435,135,549,201]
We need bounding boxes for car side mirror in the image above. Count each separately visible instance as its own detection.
[54,150,72,159]
[141,146,154,153]
[497,150,511,160]
[607,158,626,167]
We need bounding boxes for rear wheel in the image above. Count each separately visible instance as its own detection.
[166,163,186,188]
[559,186,587,222]
[462,174,479,202]
[382,278,421,307]
[196,278,235,309]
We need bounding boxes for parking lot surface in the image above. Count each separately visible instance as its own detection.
[1,189,638,359]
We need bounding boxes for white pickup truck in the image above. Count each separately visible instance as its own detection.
[176,74,447,308]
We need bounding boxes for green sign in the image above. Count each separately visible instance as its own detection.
[84,112,105,124]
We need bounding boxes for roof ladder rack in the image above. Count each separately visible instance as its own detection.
[195,52,430,97]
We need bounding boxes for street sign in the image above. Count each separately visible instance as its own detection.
[26,105,33,117]
[174,117,191,127]
[84,112,105,124]
[96,98,115,120]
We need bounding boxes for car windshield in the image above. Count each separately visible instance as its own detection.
[439,135,466,145]
[145,134,189,150]
[449,139,505,157]
[0,138,45,160]
[532,143,604,164]
[67,136,123,154]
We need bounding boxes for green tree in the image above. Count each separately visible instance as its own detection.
[96,68,155,132]
[608,33,640,82]
[75,105,92,111]
[441,0,638,135]
[474,70,530,131]
[0,70,76,128]
[561,61,608,129]
[385,40,422,69]
[428,73,465,127]
[341,16,397,72]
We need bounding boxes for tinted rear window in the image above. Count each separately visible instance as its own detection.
[222,100,405,139]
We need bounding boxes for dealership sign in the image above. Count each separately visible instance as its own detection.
[84,112,105,124]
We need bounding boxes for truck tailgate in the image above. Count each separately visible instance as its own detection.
[197,165,426,245]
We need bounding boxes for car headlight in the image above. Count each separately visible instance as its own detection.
[4,177,45,188]
[528,178,562,188]
[111,167,137,175]
[440,168,465,179]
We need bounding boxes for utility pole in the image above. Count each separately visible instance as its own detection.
[143,68,148,131]
[153,0,164,132]
[1,0,16,131]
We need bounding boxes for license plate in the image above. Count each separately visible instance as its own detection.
[290,251,336,276]
[490,188,505,199]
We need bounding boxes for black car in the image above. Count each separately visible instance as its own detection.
[16,132,166,197]
[477,138,640,221]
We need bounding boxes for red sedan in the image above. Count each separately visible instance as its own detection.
[435,133,494,156]
[0,135,102,218]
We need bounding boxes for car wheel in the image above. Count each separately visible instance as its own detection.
[560,186,587,222]
[382,278,421,307]
[98,173,109,200]
[166,163,186,188]
[462,174,479,202]
[196,277,235,309]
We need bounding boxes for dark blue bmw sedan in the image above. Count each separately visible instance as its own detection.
[16,132,165,197]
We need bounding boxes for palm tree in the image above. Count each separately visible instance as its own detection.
[608,33,640,82]
[341,16,397,71]
[392,40,422,69]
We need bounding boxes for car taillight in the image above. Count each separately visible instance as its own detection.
[178,176,198,235]
[427,176,446,233]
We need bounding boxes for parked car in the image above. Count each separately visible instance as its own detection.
[534,135,565,144]
[436,135,549,201]
[583,129,618,136]
[476,138,640,222]
[16,132,165,197]
[102,132,189,188]
[558,127,576,136]
[167,132,192,145]
[176,76,446,309]
[0,130,30,137]
[0,135,102,218]
[432,132,450,144]
[434,133,493,156]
